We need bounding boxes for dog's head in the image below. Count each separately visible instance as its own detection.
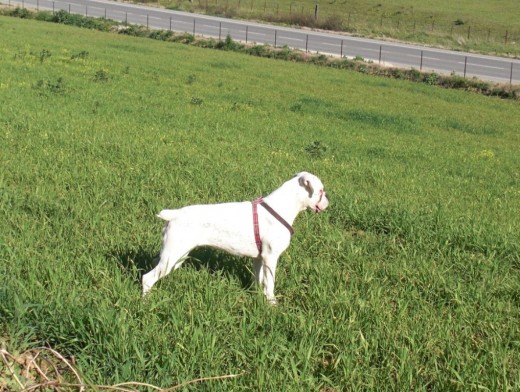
[297,172,329,213]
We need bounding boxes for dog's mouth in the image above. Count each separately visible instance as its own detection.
[314,190,326,213]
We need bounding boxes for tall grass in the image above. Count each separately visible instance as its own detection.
[1,16,519,390]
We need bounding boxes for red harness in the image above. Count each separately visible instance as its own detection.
[252,197,294,254]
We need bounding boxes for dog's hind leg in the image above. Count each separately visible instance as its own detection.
[142,236,193,296]
[253,256,264,288]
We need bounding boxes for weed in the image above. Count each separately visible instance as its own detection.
[217,34,241,51]
[33,77,66,94]
[190,96,204,105]
[71,50,89,60]
[38,49,51,63]
[93,69,109,82]
[304,140,327,158]
[425,72,439,85]
[186,74,197,84]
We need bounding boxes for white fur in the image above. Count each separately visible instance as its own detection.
[142,172,329,304]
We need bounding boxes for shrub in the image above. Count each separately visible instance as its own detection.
[246,45,268,57]
[171,33,195,44]
[216,34,241,51]
[8,7,31,18]
[425,72,439,85]
[149,30,173,41]
[117,24,148,37]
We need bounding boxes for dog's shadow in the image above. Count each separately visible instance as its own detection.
[114,246,254,290]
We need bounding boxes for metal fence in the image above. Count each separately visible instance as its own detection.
[3,0,519,84]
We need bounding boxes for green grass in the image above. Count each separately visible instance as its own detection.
[149,0,520,56]
[1,16,520,390]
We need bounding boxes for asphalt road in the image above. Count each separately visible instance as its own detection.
[4,0,520,84]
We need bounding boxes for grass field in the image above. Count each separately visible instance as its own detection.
[152,0,520,56]
[1,15,520,390]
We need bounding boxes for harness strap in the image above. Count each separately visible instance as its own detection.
[252,197,263,253]
[252,197,294,254]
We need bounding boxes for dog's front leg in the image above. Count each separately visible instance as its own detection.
[259,253,280,305]
[253,256,264,288]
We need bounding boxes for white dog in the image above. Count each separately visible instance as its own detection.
[142,172,329,304]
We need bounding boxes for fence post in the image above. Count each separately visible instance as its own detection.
[379,45,382,64]
[147,14,149,29]
[104,8,106,19]
[274,30,277,47]
[420,50,423,71]
[464,56,467,78]
[340,40,343,57]
[219,22,221,40]
[510,63,514,86]
[246,26,248,43]
[169,17,172,31]
[193,19,196,36]
[306,34,308,52]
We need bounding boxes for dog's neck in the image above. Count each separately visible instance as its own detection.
[262,179,307,226]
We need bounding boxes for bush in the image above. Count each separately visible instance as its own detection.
[149,30,173,41]
[425,72,439,85]
[216,34,242,51]
[117,24,148,37]
[51,10,112,31]
[246,45,268,57]
[9,7,31,19]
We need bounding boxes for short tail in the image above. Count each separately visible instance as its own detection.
[157,209,178,221]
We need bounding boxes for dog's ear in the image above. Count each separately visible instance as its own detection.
[298,173,314,197]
